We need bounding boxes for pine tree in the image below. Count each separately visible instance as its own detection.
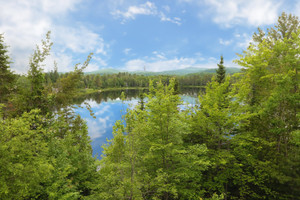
[216,55,226,84]
[138,92,145,110]
[0,34,15,104]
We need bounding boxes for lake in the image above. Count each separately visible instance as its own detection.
[74,88,202,159]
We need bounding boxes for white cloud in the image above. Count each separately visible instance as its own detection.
[86,117,108,139]
[235,33,253,49]
[235,33,241,38]
[42,53,73,72]
[98,116,110,125]
[84,63,101,72]
[163,5,171,12]
[54,26,108,55]
[123,56,215,72]
[42,51,108,73]
[95,105,111,116]
[181,0,283,27]
[82,100,101,109]
[219,38,233,46]
[121,51,242,72]
[112,1,181,25]
[0,0,109,73]
[123,48,132,55]
[124,59,147,71]
[125,99,140,109]
[0,1,52,73]
[152,51,166,59]
[159,13,182,25]
[112,1,157,21]
[40,0,82,14]
[218,32,253,51]
[93,56,108,66]
[82,56,108,73]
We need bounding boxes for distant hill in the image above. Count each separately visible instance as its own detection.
[156,67,208,75]
[201,67,241,74]
[85,68,124,75]
[85,67,241,76]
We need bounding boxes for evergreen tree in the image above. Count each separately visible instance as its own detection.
[172,77,180,95]
[187,75,251,199]
[138,91,145,110]
[0,34,15,104]
[216,55,226,84]
[50,62,59,83]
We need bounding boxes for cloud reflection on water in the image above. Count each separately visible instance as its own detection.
[75,99,132,158]
[75,91,199,159]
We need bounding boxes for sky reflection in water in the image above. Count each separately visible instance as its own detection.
[74,89,200,159]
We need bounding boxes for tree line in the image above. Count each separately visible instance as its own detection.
[0,12,299,199]
[44,70,213,91]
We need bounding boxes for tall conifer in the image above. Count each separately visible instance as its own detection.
[216,55,226,84]
[0,34,15,103]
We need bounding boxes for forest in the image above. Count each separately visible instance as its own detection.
[0,12,299,200]
[44,67,214,91]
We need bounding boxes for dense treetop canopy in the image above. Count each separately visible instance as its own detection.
[0,12,299,199]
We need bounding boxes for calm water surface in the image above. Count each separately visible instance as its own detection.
[74,88,202,159]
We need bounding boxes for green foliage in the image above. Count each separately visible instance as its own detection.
[98,79,210,199]
[216,56,226,84]
[138,91,145,110]
[187,76,249,199]
[27,31,52,113]
[79,72,213,91]
[45,62,59,85]
[232,12,300,199]
[44,109,98,199]
[0,108,98,199]
[92,14,299,199]
[182,12,299,199]
[253,12,299,43]
[0,33,15,111]
[0,12,299,200]
[55,53,93,108]
[0,32,98,199]
[0,110,53,199]
[205,193,224,200]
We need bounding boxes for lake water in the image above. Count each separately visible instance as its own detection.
[74,88,202,159]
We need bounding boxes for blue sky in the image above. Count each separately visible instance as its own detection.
[0,0,299,73]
